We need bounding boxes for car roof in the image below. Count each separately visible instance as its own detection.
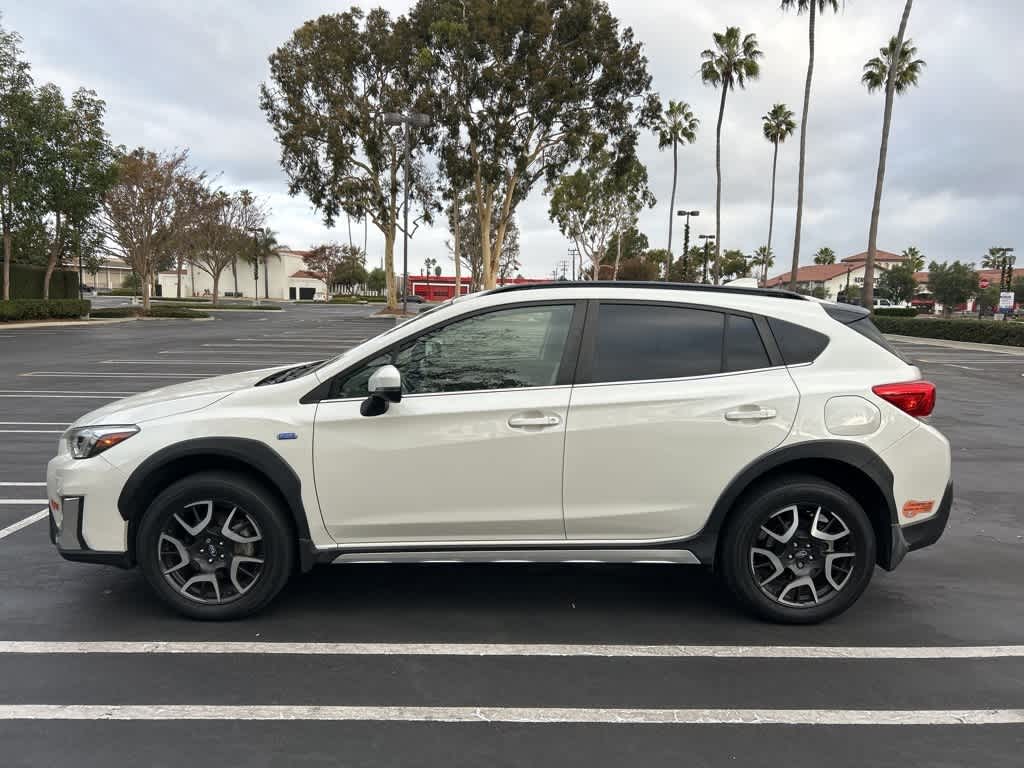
[485,280,809,302]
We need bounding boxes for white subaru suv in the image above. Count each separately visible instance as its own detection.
[47,282,952,623]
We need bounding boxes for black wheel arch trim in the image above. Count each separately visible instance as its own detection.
[687,440,901,569]
[117,437,315,570]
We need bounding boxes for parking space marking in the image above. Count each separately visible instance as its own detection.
[0,482,46,487]
[0,423,68,426]
[0,509,48,541]
[0,499,48,505]
[0,394,127,399]
[0,704,1020,725]
[0,430,63,434]
[0,390,135,395]
[100,360,297,366]
[2,641,1021,658]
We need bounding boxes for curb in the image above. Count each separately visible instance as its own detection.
[884,334,1024,355]
[0,317,138,329]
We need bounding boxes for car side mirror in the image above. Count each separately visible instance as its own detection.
[361,365,402,417]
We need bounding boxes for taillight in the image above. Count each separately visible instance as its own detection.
[872,381,936,417]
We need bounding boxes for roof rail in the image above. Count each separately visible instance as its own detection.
[486,280,810,301]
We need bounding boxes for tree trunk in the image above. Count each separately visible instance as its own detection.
[383,230,397,310]
[713,84,728,285]
[142,271,151,312]
[43,212,62,300]
[212,272,220,307]
[480,204,494,289]
[452,197,462,298]
[613,230,622,280]
[667,139,678,263]
[2,226,11,301]
[864,0,914,309]
[231,259,238,296]
[767,139,780,286]
[791,1,816,291]
[176,252,184,298]
[347,213,354,251]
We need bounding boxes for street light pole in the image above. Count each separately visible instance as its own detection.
[699,234,715,284]
[384,111,431,314]
[674,210,699,281]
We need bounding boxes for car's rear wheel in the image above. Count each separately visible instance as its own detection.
[719,475,876,624]
[137,471,294,620]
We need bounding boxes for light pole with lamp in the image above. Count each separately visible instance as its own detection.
[383,111,431,314]
[674,209,699,281]
[698,234,715,284]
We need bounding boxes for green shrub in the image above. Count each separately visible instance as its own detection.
[330,295,386,304]
[873,307,918,317]
[90,305,209,319]
[874,316,1024,347]
[1,264,80,299]
[152,302,280,311]
[0,299,91,322]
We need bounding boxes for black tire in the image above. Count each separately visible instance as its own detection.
[137,471,295,620]
[719,474,876,624]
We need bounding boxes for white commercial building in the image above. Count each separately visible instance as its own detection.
[156,248,327,301]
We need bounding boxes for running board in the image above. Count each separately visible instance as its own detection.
[331,549,701,565]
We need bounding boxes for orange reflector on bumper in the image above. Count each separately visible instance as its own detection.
[903,500,935,518]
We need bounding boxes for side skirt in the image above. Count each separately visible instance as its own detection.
[328,549,701,565]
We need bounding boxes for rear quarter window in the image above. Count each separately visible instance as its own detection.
[766,317,829,365]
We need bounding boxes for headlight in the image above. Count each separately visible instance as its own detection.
[66,425,140,459]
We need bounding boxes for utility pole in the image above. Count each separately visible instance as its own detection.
[568,247,579,281]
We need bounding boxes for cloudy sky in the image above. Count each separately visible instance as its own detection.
[7,0,1022,278]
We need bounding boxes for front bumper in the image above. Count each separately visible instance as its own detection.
[47,452,132,568]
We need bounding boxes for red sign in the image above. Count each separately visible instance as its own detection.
[979,278,990,289]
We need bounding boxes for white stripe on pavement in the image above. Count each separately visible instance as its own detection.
[0,390,135,395]
[0,482,46,486]
[0,510,48,541]
[1,641,1021,659]
[0,704,1020,725]
[0,499,48,505]
[0,430,63,434]
[0,394,125,399]
[0,422,69,426]
[21,372,200,379]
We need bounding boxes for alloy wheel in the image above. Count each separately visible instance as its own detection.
[157,500,265,605]
[748,503,857,608]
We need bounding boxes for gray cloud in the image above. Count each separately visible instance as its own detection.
[8,0,1022,277]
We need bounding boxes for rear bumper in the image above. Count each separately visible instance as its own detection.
[887,480,953,568]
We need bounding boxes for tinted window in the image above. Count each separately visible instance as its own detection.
[590,304,724,383]
[724,315,771,372]
[335,305,575,397]
[767,317,829,364]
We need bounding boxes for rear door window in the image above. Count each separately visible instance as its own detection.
[724,315,771,372]
[588,303,724,383]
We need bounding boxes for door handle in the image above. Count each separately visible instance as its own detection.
[508,414,562,428]
[724,407,777,422]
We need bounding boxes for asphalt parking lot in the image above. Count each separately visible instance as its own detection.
[0,306,1021,766]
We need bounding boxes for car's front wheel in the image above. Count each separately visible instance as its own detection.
[137,471,295,620]
[719,475,876,624]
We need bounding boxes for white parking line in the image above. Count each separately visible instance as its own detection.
[0,423,69,426]
[100,360,291,366]
[0,482,46,487]
[0,704,1019,725]
[0,430,63,434]
[1,641,1021,659]
[0,394,125,399]
[0,509,48,541]
[0,499,48,505]
[0,390,135,395]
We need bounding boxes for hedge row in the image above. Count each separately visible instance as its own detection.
[152,302,281,311]
[873,307,918,317]
[874,316,1024,347]
[90,305,209,319]
[0,299,91,322]
[1,264,80,299]
[330,295,387,304]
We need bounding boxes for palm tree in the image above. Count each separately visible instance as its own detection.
[782,0,841,292]
[762,104,796,263]
[251,227,279,300]
[752,245,774,286]
[813,246,836,264]
[902,245,925,271]
[701,27,763,284]
[862,0,922,307]
[655,101,700,259]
